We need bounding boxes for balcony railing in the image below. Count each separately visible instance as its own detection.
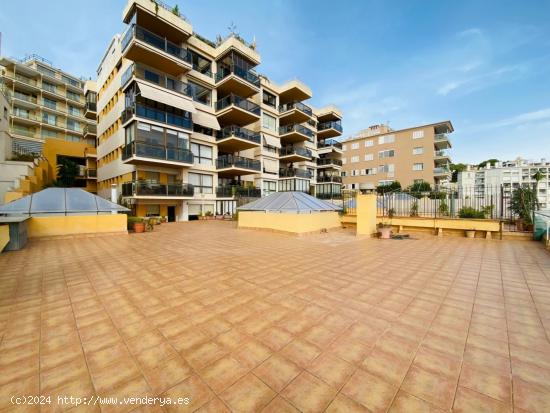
[279,168,312,179]
[278,124,315,139]
[278,101,313,116]
[434,133,449,142]
[434,150,449,157]
[122,141,194,164]
[13,92,37,104]
[317,158,343,166]
[86,102,97,112]
[216,155,261,171]
[318,120,343,132]
[84,124,97,135]
[434,167,450,174]
[122,181,194,197]
[215,94,260,115]
[13,110,39,121]
[121,63,192,98]
[216,186,262,198]
[122,104,193,129]
[317,139,343,149]
[216,125,261,144]
[215,66,260,87]
[317,175,342,183]
[279,146,312,158]
[86,169,97,178]
[121,24,192,65]
[11,126,37,138]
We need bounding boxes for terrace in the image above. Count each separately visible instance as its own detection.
[0,222,549,412]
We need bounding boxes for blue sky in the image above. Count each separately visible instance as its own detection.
[1,0,549,164]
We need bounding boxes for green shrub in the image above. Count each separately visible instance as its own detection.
[127,216,143,230]
[458,207,485,219]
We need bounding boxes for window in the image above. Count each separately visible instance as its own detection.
[188,173,213,194]
[378,180,394,186]
[144,69,160,84]
[66,134,80,142]
[342,144,347,151]
[413,147,424,155]
[41,129,58,138]
[146,205,160,216]
[351,156,359,163]
[351,142,359,149]
[188,81,211,106]
[413,163,424,171]
[263,180,277,196]
[68,106,80,116]
[193,123,214,136]
[366,168,377,175]
[42,82,56,93]
[67,119,80,132]
[42,112,57,126]
[262,91,276,108]
[3,107,6,120]
[278,178,309,193]
[262,113,276,131]
[67,91,80,102]
[189,49,212,75]
[365,140,373,147]
[191,143,213,165]
[412,130,424,139]
[342,158,347,165]
[379,150,395,159]
[365,154,373,161]
[378,164,395,173]
[378,134,395,144]
[341,171,346,177]
[43,97,57,110]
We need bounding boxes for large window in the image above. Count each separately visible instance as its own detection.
[43,97,57,110]
[188,173,213,194]
[351,142,359,149]
[365,140,373,147]
[262,114,276,131]
[42,112,57,126]
[263,91,276,108]
[412,130,424,139]
[67,91,80,102]
[67,119,80,132]
[189,50,212,76]
[191,143,213,165]
[413,163,424,171]
[263,180,277,196]
[278,178,309,193]
[379,149,395,159]
[129,121,189,148]
[188,81,211,106]
[379,135,395,144]
[413,147,424,155]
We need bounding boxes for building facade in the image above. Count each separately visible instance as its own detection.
[341,121,453,190]
[457,158,550,210]
[95,0,343,221]
[0,55,97,194]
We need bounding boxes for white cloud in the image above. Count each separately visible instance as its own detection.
[457,28,482,38]
[485,108,550,129]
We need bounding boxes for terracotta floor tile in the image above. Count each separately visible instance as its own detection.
[135,341,178,370]
[413,346,462,379]
[459,363,511,403]
[199,355,249,393]
[220,373,275,413]
[258,326,294,352]
[40,356,89,393]
[308,353,355,389]
[341,369,397,413]
[464,344,511,374]
[280,338,321,368]
[194,397,231,413]
[453,386,512,413]
[86,342,132,372]
[162,374,213,412]
[143,355,193,395]
[0,375,39,411]
[88,356,141,394]
[281,371,338,413]
[327,337,371,365]
[214,328,249,351]
[325,393,371,412]
[389,390,445,412]
[362,347,412,386]
[513,377,550,412]
[184,340,227,370]
[401,365,457,411]
[232,339,272,369]
[302,324,339,349]
[261,396,300,413]
[254,354,301,392]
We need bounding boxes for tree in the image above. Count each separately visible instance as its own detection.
[56,157,80,187]
[171,5,180,16]
[408,180,432,193]
[450,163,467,182]
[532,170,545,211]
[509,186,537,225]
[376,181,401,194]
[477,159,499,168]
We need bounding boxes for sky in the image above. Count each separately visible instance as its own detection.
[0,0,549,164]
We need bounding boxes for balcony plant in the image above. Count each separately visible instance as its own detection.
[378,208,394,239]
[510,186,537,231]
[128,216,145,233]
[410,201,419,217]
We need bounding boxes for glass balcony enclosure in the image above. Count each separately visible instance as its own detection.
[279,146,312,158]
[121,63,191,98]
[318,120,342,132]
[215,94,260,115]
[279,168,313,179]
[216,155,261,171]
[216,125,261,144]
[216,50,259,86]
[278,101,312,116]
[279,124,315,139]
[318,139,343,149]
[122,181,194,197]
[317,158,343,166]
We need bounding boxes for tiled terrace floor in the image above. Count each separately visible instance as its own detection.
[1,221,550,413]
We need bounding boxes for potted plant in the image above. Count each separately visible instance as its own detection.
[509,186,537,232]
[128,217,145,233]
[205,211,214,220]
[410,201,419,217]
[378,208,394,239]
[465,229,476,238]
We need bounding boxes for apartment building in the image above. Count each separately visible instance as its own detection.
[342,121,453,190]
[95,0,343,221]
[457,158,550,209]
[0,55,97,193]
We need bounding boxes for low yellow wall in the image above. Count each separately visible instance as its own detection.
[28,214,128,238]
[356,194,377,236]
[0,225,9,251]
[238,211,341,234]
[377,216,501,233]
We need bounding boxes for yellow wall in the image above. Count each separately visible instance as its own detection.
[356,194,377,236]
[0,225,9,251]
[43,139,93,183]
[27,215,127,238]
[238,211,341,234]
[377,216,501,233]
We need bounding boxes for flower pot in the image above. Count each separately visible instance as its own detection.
[379,226,392,239]
[465,230,476,238]
[134,222,145,233]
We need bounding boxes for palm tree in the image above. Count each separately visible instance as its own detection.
[532,170,545,211]
[57,157,80,187]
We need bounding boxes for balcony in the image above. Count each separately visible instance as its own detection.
[433,166,451,177]
[122,141,194,167]
[434,133,452,149]
[317,175,342,183]
[434,149,451,164]
[317,157,343,169]
[121,181,194,198]
[121,24,192,76]
[278,124,315,144]
[12,92,38,108]
[317,120,343,139]
[279,146,312,162]
[83,124,97,137]
[278,101,313,125]
[216,185,261,198]
[216,125,261,152]
[317,139,343,154]
[215,66,260,98]
[12,110,40,126]
[10,126,39,140]
[215,94,260,126]
[216,155,261,177]
[279,168,312,179]
[86,169,97,179]
[85,102,97,119]
[121,63,192,99]
[121,103,192,130]
[2,72,40,92]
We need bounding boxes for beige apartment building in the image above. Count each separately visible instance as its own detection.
[0,56,97,195]
[341,121,453,190]
[95,0,343,221]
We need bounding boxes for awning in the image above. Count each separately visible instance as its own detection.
[136,80,196,114]
[263,133,281,148]
[263,158,279,173]
[193,110,220,130]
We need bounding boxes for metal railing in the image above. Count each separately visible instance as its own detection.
[433,167,451,175]
[122,141,194,164]
[216,186,261,198]
[434,133,449,141]
[11,126,37,138]
[318,120,343,132]
[216,155,261,171]
[278,101,313,116]
[215,94,260,115]
[215,65,260,87]
[317,175,342,183]
[86,102,97,112]
[279,168,312,179]
[84,124,97,136]
[13,92,38,104]
[278,124,315,139]
[216,125,261,144]
[121,24,192,65]
[12,110,39,121]
[317,158,343,166]
[86,169,97,178]
[318,139,343,149]
[121,63,192,97]
[122,181,194,197]
[122,104,193,129]
[435,150,449,157]
[279,146,312,158]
